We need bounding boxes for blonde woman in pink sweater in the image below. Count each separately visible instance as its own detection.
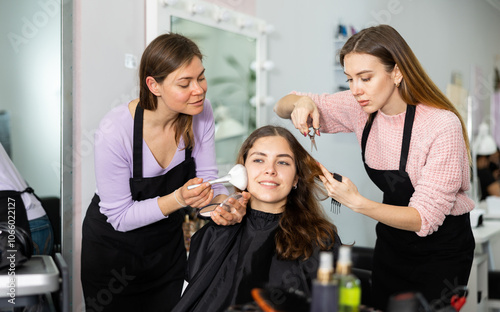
[274,24,474,310]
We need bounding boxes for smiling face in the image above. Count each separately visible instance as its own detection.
[147,56,207,116]
[244,136,299,214]
[344,52,405,115]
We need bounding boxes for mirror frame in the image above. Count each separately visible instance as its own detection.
[145,0,271,128]
[61,0,73,283]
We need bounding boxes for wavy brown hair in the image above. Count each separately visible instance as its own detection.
[236,125,338,260]
[138,33,203,150]
[339,24,471,162]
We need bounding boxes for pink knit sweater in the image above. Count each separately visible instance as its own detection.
[293,90,474,237]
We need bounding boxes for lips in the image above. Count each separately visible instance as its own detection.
[358,100,369,106]
[190,98,205,105]
[259,181,279,187]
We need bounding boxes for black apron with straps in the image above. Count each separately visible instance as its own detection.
[361,105,475,310]
[81,104,196,312]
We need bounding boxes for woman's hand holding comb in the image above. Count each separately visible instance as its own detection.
[317,162,364,212]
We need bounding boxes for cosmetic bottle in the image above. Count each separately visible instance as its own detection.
[309,251,339,312]
[335,246,361,312]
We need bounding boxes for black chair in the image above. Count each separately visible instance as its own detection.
[489,270,500,300]
[351,246,374,307]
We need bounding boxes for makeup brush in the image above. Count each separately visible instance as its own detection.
[187,164,248,190]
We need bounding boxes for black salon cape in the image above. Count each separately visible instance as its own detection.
[173,208,341,312]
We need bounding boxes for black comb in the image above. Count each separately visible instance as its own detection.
[331,173,342,214]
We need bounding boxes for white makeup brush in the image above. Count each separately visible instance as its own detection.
[187,164,248,190]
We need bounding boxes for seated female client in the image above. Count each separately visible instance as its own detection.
[173,125,342,312]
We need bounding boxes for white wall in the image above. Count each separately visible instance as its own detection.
[73,0,145,309]
[73,0,500,309]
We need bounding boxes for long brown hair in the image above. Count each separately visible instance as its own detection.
[236,125,338,260]
[339,24,471,162]
[138,33,203,149]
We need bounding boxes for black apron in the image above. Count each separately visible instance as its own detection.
[361,105,475,310]
[81,105,196,312]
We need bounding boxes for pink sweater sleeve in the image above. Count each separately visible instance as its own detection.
[291,90,364,135]
[407,108,473,236]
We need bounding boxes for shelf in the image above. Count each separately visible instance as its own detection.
[333,37,348,92]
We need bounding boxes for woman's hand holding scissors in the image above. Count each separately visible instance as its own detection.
[289,96,321,137]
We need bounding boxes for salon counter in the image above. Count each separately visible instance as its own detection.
[0,255,67,311]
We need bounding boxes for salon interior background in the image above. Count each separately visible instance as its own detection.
[2,0,500,310]
[76,0,500,263]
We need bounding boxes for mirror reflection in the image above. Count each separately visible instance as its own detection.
[170,17,257,171]
[0,1,61,196]
[0,0,62,255]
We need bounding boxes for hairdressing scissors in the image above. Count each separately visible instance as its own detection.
[308,126,321,152]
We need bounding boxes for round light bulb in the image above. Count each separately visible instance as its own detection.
[260,23,275,34]
[262,60,275,71]
[238,18,253,29]
[250,61,257,72]
[217,10,231,22]
[162,0,178,6]
[191,3,205,15]
[263,96,275,106]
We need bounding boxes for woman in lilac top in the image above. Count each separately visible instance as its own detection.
[81,33,249,312]
[275,25,474,310]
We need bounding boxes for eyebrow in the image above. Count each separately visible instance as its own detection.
[344,69,373,76]
[177,68,206,81]
[249,151,294,160]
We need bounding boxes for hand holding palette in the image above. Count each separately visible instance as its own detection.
[198,192,244,217]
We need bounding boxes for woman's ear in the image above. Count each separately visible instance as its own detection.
[393,64,403,85]
[146,76,161,96]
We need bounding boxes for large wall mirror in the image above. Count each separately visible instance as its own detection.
[146,0,272,174]
[0,0,63,255]
[0,2,61,199]
[0,0,73,265]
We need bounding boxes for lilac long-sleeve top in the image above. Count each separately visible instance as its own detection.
[93,100,229,232]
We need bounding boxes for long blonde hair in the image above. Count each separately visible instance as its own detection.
[340,24,471,162]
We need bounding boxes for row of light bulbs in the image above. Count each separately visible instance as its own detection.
[161,0,275,34]
[161,0,275,106]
